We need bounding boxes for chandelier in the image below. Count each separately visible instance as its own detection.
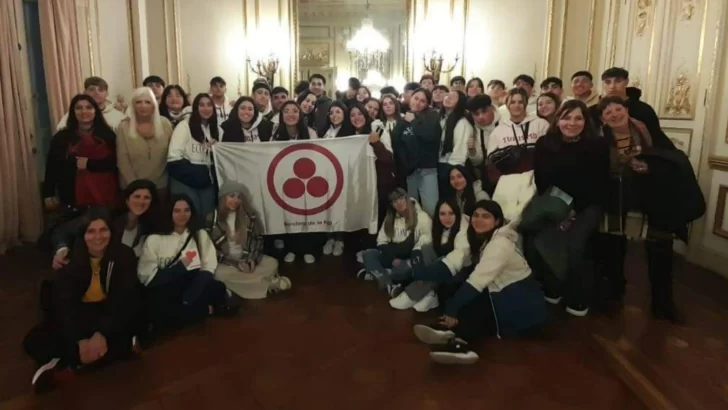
[347,17,389,72]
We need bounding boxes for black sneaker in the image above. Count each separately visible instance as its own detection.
[565,304,589,317]
[544,290,562,305]
[429,339,479,365]
[213,291,241,317]
[32,358,73,394]
[413,323,456,345]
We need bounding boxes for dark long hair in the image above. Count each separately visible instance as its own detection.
[159,194,205,259]
[364,97,385,122]
[466,200,504,262]
[71,207,114,265]
[296,90,317,128]
[348,102,372,134]
[188,93,220,143]
[158,84,190,119]
[432,198,463,257]
[441,90,468,154]
[323,100,355,136]
[65,94,115,144]
[120,179,160,233]
[466,77,485,94]
[222,96,259,141]
[447,165,477,214]
[274,100,311,141]
[543,99,597,150]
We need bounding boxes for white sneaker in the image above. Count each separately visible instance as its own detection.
[565,305,589,317]
[274,239,285,250]
[332,241,344,256]
[389,291,417,310]
[284,252,296,263]
[303,254,316,264]
[356,250,363,264]
[413,291,439,312]
[269,276,292,292]
[322,239,335,255]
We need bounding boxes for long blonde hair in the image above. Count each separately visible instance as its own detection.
[216,193,256,246]
[128,87,165,139]
[383,198,418,239]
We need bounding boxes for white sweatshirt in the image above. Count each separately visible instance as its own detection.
[321,125,341,139]
[467,109,501,166]
[213,96,233,125]
[56,103,126,132]
[371,119,394,153]
[168,118,221,165]
[138,229,218,286]
[376,199,432,250]
[486,114,549,162]
[439,116,474,165]
[466,221,531,293]
[441,216,472,274]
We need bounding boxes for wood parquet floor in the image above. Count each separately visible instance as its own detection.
[1,241,723,410]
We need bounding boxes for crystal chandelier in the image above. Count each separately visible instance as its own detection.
[347,16,389,72]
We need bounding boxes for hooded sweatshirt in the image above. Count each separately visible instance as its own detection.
[439,116,474,166]
[167,118,220,188]
[164,106,193,128]
[440,216,472,274]
[137,229,218,286]
[220,113,274,143]
[213,96,233,125]
[56,102,127,132]
[376,198,432,250]
[467,109,501,167]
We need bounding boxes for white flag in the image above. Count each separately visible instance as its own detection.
[212,136,378,235]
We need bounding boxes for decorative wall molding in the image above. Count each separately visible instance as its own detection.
[664,73,693,118]
[299,42,330,66]
[126,0,137,87]
[635,0,653,37]
[713,185,728,240]
[663,127,693,156]
[708,156,728,172]
[681,0,699,21]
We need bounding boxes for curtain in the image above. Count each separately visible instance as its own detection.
[38,0,83,126]
[0,0,42,253]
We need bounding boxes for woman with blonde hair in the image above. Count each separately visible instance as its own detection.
[207,182,290,298]
[116,87,173,202]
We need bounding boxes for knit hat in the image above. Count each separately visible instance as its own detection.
[252,82,271,94]
[219,181,246,199]
[471,200,504,222]
[388,187,408,203]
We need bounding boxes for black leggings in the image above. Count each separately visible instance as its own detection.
[437,282,497,343]
[146,273,226,330]
[23,302,137,367]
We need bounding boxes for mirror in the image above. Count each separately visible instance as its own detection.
[296,0,409,97]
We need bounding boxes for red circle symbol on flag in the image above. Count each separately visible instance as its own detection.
[266,143,344,216]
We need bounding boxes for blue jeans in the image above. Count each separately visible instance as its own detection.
[170,178,216,221]
[361,249,388,281]
[406,168,438,217]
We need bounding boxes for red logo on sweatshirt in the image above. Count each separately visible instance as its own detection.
[266,143,343,215]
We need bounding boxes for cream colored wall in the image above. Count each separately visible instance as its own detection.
[76,0,136,109]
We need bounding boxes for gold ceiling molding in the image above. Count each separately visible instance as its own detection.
[709,156,728,172]
[682,0,700,20]
[84,0,94,75]
[635,0,653,37]
[664,73,693,118]
[126,0,137,87]
[544,0,554,76]
[586,0,596,69]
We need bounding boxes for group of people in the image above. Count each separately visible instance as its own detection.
[26,65,704,392]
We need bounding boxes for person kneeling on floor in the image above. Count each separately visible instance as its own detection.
[23,208,143,393]
[412,200,547,365]
[208,182,290,299]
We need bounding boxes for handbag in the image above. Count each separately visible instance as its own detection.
[489,122,530,173]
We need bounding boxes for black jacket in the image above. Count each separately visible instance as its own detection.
[43,129,117,205]
[392,109,442,175]
[220,117,274,143]
[53,245,141,363]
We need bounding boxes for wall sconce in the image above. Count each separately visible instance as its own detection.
[247,53,279,86]
[422,50,459,84]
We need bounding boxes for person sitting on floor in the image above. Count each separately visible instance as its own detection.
[446,165,489,215]
[207,182,291,299]
[387,198,471,313]
[23,208,142,393]
[357,188,432,296]
[138,194,238,334]
[412,200,547,365]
